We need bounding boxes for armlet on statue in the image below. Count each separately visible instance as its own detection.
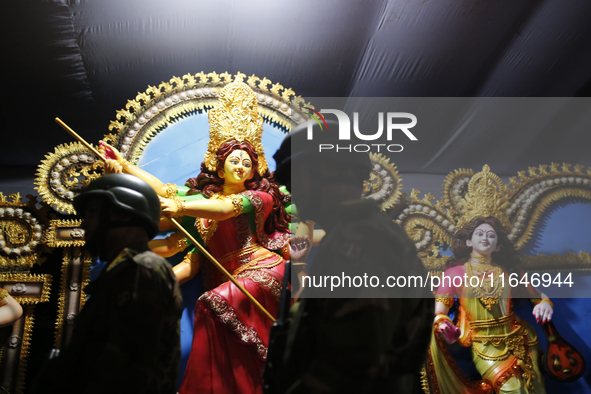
[532,298,554,308]
[434,313,453,327]
[168,184,209,199]
[228,194,243,216]
[208,193,245,216]
[184,251,201,267]
[435,293,454,309]
[232,193,252,214]
[167,231,188,251]
[164,183,179,198]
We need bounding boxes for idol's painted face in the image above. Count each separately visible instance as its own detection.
[466,223,500,257]
[221,149,254,185]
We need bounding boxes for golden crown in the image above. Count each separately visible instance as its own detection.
[457,165,511,230]
[204,74,267,176]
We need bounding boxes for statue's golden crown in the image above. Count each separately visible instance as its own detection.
[458,165,511,230]
[204,74,267,175]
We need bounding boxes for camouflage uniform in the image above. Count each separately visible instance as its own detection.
[38,248,183,394]
[273,201,434,393]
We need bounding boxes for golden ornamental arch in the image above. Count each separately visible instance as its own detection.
[35,71,314,214]
[390,163,591,278]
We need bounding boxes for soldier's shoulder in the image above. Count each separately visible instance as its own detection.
[132,250,170,270]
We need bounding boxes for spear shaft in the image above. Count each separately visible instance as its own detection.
[55,117,276,322]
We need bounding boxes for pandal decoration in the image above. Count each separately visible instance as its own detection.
[26,69,591,392]
[11,71,311,394]
[0,193,48,269]
[362,152,403,211]
[390,164,591,392]
[0,192,53,394]
[35,71,314,214]
[390,163,591,278]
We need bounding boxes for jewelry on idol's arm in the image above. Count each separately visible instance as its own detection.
[228,194,243,216]
[55,118,276,323]
[167,231,188,251]
[435,294,454,309]
[0,288,8,303]
[535,299,554,309]
[434,313,453,325]
[172,195,186,215]
[164,183,178,199]
[118,158,131,172]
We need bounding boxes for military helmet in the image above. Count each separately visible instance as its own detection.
[73,173,161,239]
[273,119,372,186]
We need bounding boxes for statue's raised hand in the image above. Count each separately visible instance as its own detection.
[159,196,179,218]
[290,235,311,262]
[99,142,125,174]
[438,319,461,344]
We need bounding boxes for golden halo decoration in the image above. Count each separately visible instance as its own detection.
[104,71,313,165]
[0,193,48,268]
[36,71,313,213]
[362,153,402,211]
[35,142,103,214]
[505,163,591,249]
[441,167,474,223]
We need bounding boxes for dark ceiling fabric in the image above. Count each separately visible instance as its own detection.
[2,0,97,168]
[2,0,591,176]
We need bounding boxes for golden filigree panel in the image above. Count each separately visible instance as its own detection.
[0,273,52,304]
[362,153,403,211]
[35,142,104,214]
[54,248,91,349]
[45,219,85,248]
[0,193,47,269]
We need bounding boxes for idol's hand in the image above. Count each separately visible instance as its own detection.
[438,319,461,344]
[99,141,122,160]
[533,300,554,324]
[159,196,178,218]
[290,235,311,262]
[99,142,125,174]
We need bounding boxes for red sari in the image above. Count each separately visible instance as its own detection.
[179,190,289,394]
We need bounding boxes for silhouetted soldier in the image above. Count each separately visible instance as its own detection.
[266,120,434,393]
[35,174,182,394]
